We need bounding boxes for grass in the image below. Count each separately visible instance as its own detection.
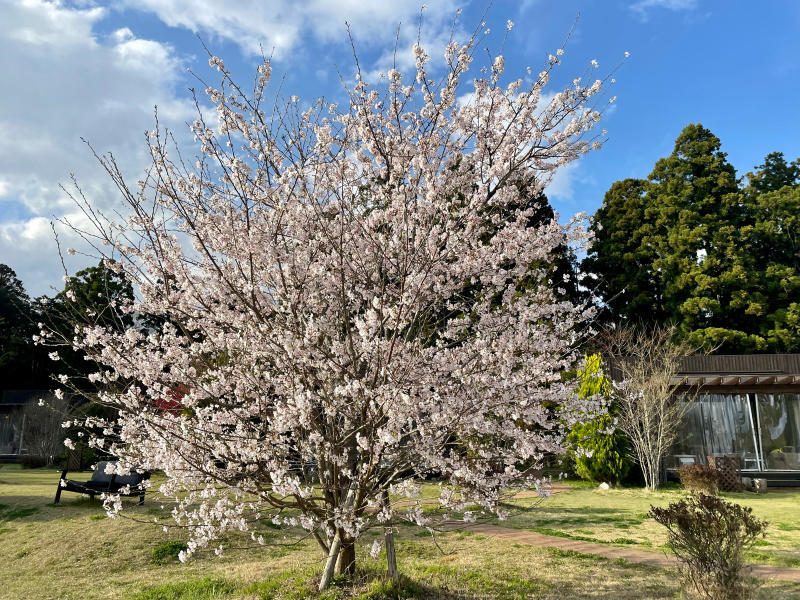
[492,480,800,568]
[131,577,237,600]
[0,465,799,599]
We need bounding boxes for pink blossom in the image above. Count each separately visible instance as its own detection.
[51,21,612,569]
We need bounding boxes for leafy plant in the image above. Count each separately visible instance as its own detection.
[677,464,719,495]
[649,494,768,600]
[567,354,633,484]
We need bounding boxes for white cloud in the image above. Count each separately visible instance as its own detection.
[519,0,541,13]
[122,0,460,60]
[0,216,79,297]
[630,0,698,20]
[0,0,195,296]
[545,162,579,203]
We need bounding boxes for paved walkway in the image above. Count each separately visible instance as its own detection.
[462,523,800,582]
[400,483,799,582]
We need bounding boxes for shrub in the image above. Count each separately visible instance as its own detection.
[567,354,633,484]
[19,455,48,469]
[568,415,632,484]
[649,494,768,600]
[677,464,719,495]
[151,540,188,564]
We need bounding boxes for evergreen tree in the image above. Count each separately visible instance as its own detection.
[584,124,800,352]
[0,264,35,388]
[583,178,662,324]
[584,124,740,331]
[567,354,632,484]
[734,184,800,351]
[747,151,800,193]
[40,262,134,388]
[646,124,740,334]
[683,151,800,351]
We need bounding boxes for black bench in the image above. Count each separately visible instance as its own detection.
[54,460,150,505]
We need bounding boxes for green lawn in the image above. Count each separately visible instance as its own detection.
[493,481,800,568]
[1,466,799,599]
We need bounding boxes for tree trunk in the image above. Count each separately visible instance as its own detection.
[335,540,356,577]
[322,485,358,588]
[318,531,342,591]
[643,454,660,491]
[652,457,661,490]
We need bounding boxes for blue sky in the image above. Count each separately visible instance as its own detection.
[1,0,799,296]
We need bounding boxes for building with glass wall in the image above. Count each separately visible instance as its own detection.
[671,354,800,485]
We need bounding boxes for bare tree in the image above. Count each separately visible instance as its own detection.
[602,325,700,490]
[22,393,76,465]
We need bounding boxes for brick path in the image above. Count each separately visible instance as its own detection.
[400,482,800,582]
[463,523,800,582]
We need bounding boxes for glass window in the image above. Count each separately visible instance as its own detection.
[756,394,800,470]
[0,410,25,455]
[672,394,759,470]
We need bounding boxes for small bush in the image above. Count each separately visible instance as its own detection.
[19,455,48,469]
[151,540,188,564]
[649,494,768,600]
[677,463,719,495]
[566,354,633,484]
[569,415,632,484]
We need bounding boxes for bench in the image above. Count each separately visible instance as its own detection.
[54,460,150,505]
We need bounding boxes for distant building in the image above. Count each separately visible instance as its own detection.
[671,354,800,485]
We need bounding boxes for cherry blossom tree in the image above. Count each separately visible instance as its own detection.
[47,20,619,588]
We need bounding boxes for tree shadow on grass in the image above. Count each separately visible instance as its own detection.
[528,506,631,516]
[500,505,644,527]
[0,495,159,524]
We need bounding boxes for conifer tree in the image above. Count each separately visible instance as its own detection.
[747,151,800,193]
[583,178,661,323]
[585,126,800,352]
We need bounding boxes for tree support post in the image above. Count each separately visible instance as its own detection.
[381,491,398,582]
[385,526,398,582]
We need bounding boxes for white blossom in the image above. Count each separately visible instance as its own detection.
[369,539,382,559]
